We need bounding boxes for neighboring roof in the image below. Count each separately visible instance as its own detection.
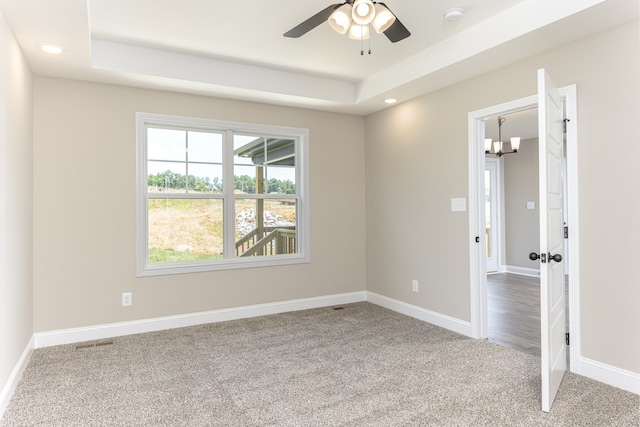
[234,138,295,167]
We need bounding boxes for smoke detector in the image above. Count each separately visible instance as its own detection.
[444,8,464,22]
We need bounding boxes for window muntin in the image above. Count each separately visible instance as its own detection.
[137,113,308,276]
[147,129,223,194]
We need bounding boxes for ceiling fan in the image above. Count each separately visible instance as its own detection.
[284,0,410,44]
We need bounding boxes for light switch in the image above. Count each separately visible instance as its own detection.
[527,201,535,210]
[451,198,466,212]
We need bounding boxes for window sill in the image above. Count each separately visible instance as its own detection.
[136,254,310,277]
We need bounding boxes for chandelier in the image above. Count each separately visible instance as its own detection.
[485,116,521,157]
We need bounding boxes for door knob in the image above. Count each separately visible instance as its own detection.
[549,253,563,263]
[530,252,562,263]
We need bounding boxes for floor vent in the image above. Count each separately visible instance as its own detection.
[333,307,345,311]
[74,340,114,350]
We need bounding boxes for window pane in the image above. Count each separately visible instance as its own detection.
[233,134,261,165]
[265,165,296,194]
[234,165,257,194]
[148,128,186,161]
[234,135,261,196]
[265,138,295,169]
[148,198,223,263]
[148,162,187,193]
[235,198,297,257]
[188,163,223,194]
[188,131,222,163]
[234,135,297,196]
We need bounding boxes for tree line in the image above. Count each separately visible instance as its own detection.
[148,170,295,194]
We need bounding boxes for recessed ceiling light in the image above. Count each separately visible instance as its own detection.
[38,42,65,54]
[384,98,397,104]
[444,8,464,22]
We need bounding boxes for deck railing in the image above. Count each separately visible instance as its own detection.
[235,226,296,257]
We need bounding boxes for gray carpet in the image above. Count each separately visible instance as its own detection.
[1,302,638,426]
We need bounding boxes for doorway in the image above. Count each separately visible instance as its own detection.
[484,108,545,357]
[467,86,580,372]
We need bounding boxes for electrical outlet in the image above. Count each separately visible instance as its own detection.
[122,292,132,307]
[412,280,419,293]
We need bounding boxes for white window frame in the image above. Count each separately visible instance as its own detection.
[136,112,310,276]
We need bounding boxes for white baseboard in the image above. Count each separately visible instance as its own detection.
[366,293,640,395]
[0,336,34,420]
[21,290,640,402]
[34,291,367,348]
[33,290,474,349]
[577,357,640,395]
[504,265,540,277]
[366,292,473,337]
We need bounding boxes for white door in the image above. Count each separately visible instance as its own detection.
[485,159,499,273]
[537,68,566,412]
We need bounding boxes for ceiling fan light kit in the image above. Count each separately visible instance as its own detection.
[372,3,396,33]
[328,4,353,34]
[349,24,370,40]
[284,1,411,54]
[352,0,376,25]
[330,0,394,38]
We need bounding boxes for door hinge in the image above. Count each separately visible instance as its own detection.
[566,333,570,345]
[563,118,570,133]
[475,236,480,243]
[564,226,569,239]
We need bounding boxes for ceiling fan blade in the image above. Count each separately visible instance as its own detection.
[284,3,344,38]
[378,3,411,42]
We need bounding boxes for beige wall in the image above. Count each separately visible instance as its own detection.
[18,14,640,387]
[366,20,640,373]
[504,138,540,269]
[0,8,33,394]
[33,78,367,332]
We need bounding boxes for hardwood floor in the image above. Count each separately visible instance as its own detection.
[487,273,570,364]
[487,273,571,369]
[487,273,542,357]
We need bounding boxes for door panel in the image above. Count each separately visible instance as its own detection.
[537,68,566,412]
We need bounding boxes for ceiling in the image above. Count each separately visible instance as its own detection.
[1,0,638,116]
